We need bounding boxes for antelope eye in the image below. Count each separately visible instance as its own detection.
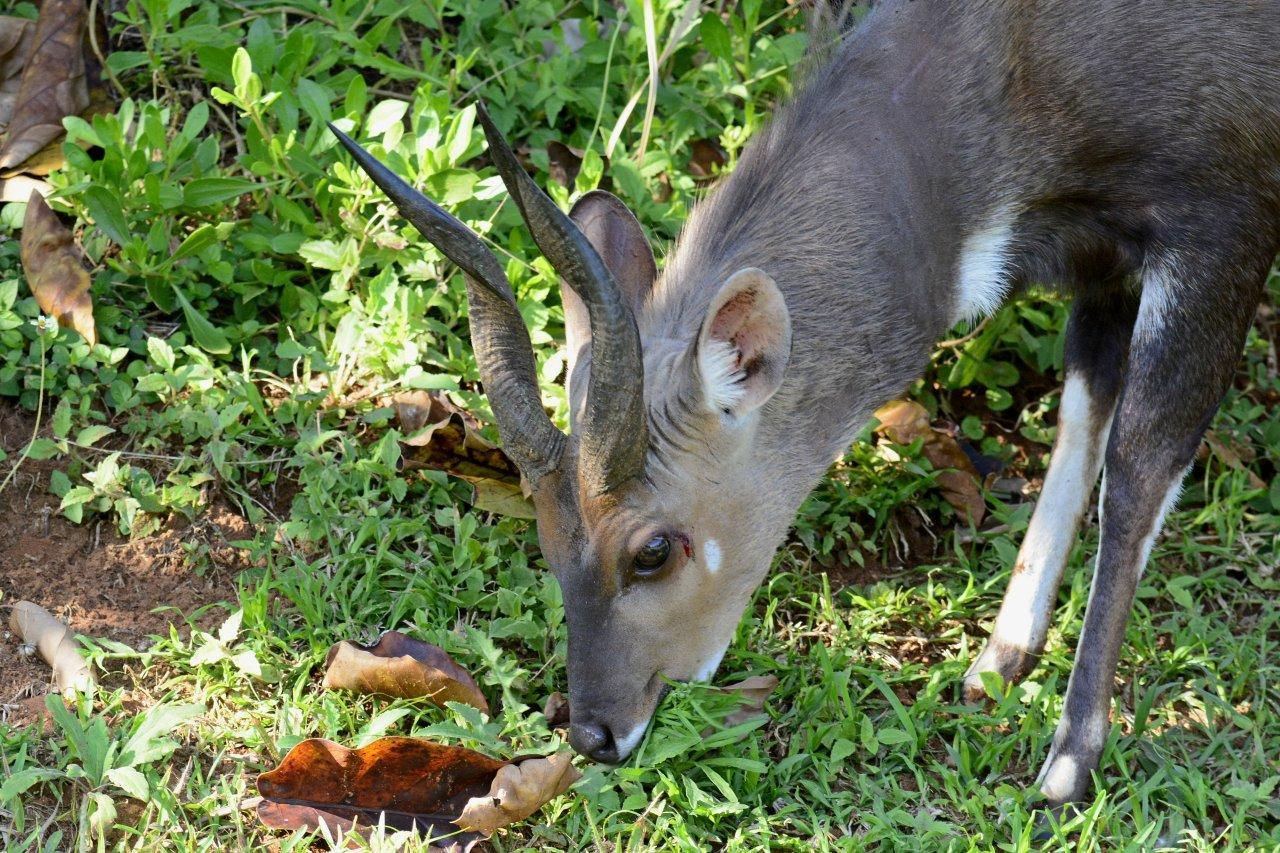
[633,535,672,575]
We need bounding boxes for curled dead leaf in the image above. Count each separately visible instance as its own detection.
[699,674,780,741]
[455,752,580,835]
[0,0,88,171]
[1203,429,1267,490]
[395,391,534,519]
[8,600,95,696]
[874,399,985,526]
[20,191,95,344]
[323,631,489,712]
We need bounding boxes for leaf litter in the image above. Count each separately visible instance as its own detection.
[874,399,986,526]
[7,599,95,696]
[322,630,488,712]
[20,191,95,344]
[256,737,579,846]
[395,391,534,519]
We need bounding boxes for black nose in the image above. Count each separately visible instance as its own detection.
[568,719,621,763]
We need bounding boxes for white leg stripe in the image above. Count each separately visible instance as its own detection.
[1135,257,1177,345]
[1136,466,1189,576]
[991,375,1108,651]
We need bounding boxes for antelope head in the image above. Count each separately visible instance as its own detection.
[331,105,793,763]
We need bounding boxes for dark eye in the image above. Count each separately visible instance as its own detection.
[632,535,671,576]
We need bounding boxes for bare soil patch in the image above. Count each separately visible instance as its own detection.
[0,403,246,717]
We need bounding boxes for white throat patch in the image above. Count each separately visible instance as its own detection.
[954,209,1016,323]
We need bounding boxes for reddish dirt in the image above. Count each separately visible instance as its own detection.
[0,403,247,720]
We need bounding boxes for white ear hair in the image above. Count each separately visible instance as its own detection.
[696,267,791,417]
[698,338,748,412]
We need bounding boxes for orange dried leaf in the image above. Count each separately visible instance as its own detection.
[256,737,502,846]
[20,191,95,344]
[322,631,489,712]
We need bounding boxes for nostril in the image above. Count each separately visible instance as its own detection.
[568,720,620,764]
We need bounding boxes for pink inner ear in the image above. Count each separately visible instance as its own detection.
[709,286,779,369]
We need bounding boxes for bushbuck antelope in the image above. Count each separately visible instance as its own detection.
[330,0,1280,808]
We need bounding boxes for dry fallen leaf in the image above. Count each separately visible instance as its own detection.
[256,737,500,846]
[0,0,88,171]
[322,630,489,712]
[542,691,570,728]
[718,674,780,729]
[455,752,580,835]
[20,190,95,344]
[699,674,780,740]
[395,391,534,519]
[0,15,35,128]
[687,137,727,180]
[874,400,985,526]
[256,738,579,844]
[1203,429,1267,490]
[8,600,95,696]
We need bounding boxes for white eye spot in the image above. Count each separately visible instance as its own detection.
[703,539,722,574]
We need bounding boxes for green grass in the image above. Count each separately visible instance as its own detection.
[2,0,1280,850]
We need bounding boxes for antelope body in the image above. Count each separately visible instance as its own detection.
[333,0,1280,808]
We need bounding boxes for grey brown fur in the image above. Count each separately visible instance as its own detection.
[337,0,1280,812]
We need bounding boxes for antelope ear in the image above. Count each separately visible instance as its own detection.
[563,190,657,372]
[696,268,791,417]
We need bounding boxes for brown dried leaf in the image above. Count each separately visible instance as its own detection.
[0,15,35,127]
[322,631,489,712]
[0,0,88,170]
[455,752,580,835]
[20,192,95,344]
[718,674,779,728]
[395,391,534,518]
[687,138,727,180]
[8,600,95,696]
[541,691,570,728]
[1203,429,1267,490]
[874,400,985,526]
[256,737,502,846]
[546,140,582,189]
[699,674,780,741]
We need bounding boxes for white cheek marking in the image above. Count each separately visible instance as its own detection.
[954,208,1016,323]
[613,720,649,758]
[693,640,730,682]
[703,539,722,574]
